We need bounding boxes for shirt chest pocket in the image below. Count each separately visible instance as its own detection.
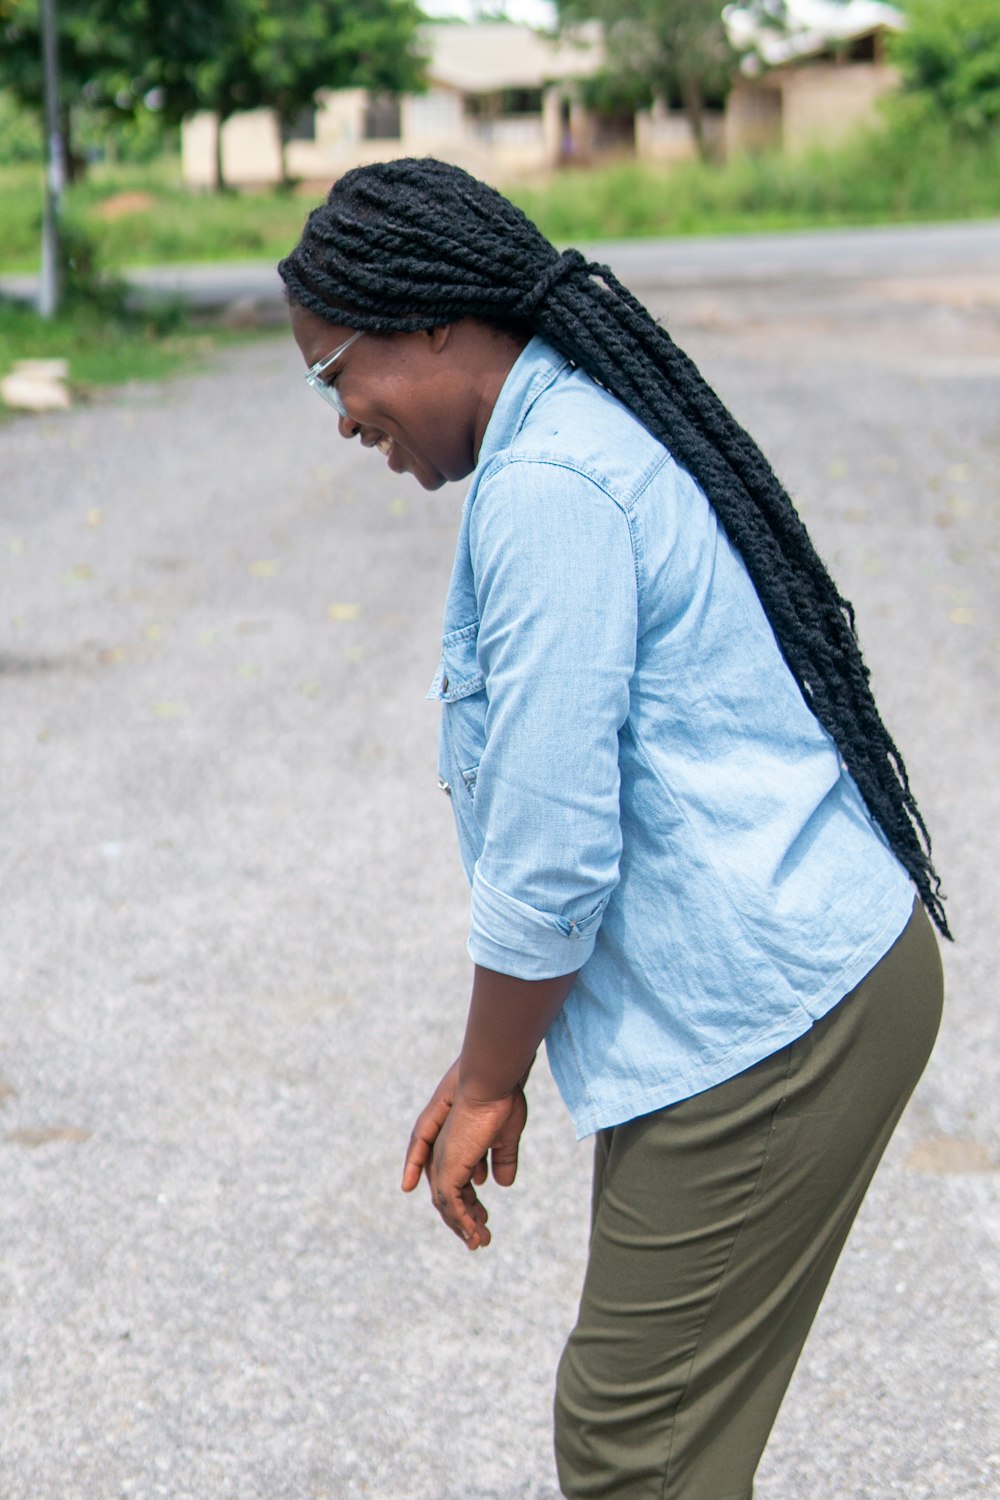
[427,621,487,799]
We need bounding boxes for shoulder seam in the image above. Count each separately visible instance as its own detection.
[476,449,671,518]
[473,453,646,604]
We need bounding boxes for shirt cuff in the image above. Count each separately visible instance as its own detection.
[468,869,608,980]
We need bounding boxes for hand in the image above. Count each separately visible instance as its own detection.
[401,1060,468,1192]
[402,1068,527,1251]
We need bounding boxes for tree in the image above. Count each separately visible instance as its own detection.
[0,0,426,188]
[556,0,736,161]
[242,0,427,185]
[891,0,1000,135]
[0,0,142,179]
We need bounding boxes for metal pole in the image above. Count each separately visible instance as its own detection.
[38,0,66,319]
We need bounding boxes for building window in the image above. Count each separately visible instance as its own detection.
[363,94,402,140]
[466,88,544,120]
[283,105,316,142]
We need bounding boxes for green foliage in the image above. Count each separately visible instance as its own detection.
[0,181,250,408]
[509,116,1000,239]
[578,67,654,116]
[0,0,426,183]
[0,160,315,272]
[557,0,735,153]
[2,108,998,286]
[891,0,1000,134]
[0,89,42,161]
[0,293,260,406]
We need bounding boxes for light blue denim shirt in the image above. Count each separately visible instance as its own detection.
[428,337,915,1138]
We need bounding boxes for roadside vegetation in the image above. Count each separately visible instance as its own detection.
[2,110,998,286]
[0,294,262,403]
[0,159,312,274]
[513,117,1000,241]
[0,202,276,411]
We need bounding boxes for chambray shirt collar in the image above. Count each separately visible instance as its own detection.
[475,336,570,471]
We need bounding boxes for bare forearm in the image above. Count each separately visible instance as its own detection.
[457,963,579,1102]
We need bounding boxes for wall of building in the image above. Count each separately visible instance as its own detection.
[725,81,784,156]
[180,53,901,189]
[181,83,566,191]
[727,59,899,157]
[635,100,725,163]
[182,109,285,189]
[779,60,899,149]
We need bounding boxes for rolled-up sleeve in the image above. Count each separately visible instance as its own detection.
[466,457,638,979]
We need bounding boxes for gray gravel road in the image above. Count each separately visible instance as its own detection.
[1,230,998,1499]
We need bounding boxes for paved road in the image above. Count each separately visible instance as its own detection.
[1,231,998,1499]
[4,216,1000,310]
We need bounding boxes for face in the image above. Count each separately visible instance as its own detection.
[290,302,485,491]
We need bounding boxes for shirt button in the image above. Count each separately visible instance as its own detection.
[441,674,449,692]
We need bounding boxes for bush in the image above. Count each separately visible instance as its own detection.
[508,114,1000,241]
[891,0,1000,135]
[0,89,41,163]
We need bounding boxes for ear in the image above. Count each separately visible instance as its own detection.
[425,324,452,353]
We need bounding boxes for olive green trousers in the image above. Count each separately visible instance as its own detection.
[554,900,943,1500]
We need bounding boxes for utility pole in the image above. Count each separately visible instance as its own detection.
[38,0,66,319]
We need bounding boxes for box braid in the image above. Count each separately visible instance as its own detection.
[278,156,949,938]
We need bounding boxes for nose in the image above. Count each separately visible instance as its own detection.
[338,414,360,439]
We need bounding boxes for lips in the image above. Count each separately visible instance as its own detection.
[358,427,414,479]
[359,428,393,460]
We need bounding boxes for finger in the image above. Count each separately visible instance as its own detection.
[490,1139,519,1188]
[434,1178,491,1250]
[401,1092,456,1192]
[402,1110,444,1192]
[460,1185,492,1249]
[472,1154,488,1186]
[491,1093,528,1188]
[401,1127,432,1192]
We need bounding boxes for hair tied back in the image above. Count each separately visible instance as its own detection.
[522,248,607,317]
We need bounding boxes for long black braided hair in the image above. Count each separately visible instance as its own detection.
[278,156,950,938]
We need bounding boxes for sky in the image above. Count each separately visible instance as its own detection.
[419,0,559,29]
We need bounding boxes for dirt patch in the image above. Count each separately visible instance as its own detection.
[865,273,1000,309]
[94,191,158,222]
[4,1126,91,1148]
[906,1135,998,1173]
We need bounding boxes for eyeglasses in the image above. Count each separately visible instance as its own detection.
[304,331,363,417]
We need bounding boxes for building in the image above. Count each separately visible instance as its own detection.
[180,4,907,190]
[723,0,904,155]
[181,21,604,191]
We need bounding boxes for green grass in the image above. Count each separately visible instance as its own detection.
[0,296,272,414]
[3,118,999,282]
[509,123,1000,243]
[0,158,293,408]
[1,160,312,274]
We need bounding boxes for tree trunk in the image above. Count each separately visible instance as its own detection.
[59,103,86,183]
[276,107,293,190]
[679,70,709,163]
[214,112,229,193]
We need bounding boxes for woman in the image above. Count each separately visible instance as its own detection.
[278,158,946,1500]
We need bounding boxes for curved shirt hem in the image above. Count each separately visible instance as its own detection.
[560,888,916,1140]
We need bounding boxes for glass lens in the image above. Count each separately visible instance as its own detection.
[304,332,361,418]
[307,373,347,416]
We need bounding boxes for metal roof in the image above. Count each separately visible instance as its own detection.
[724,0,903,69]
